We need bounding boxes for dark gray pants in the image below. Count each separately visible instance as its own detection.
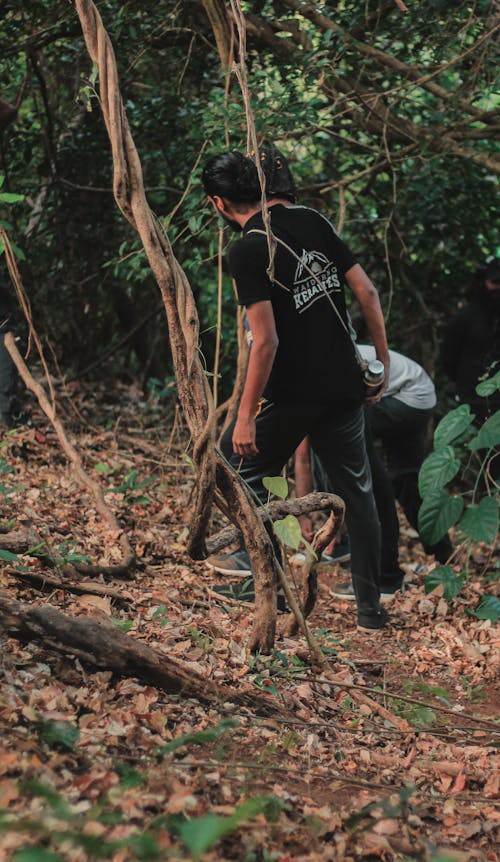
[220,398,381,615]
[368,397,453,563]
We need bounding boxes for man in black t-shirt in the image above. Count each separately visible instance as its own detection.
[202,148,390,630]
[0,98,21,428]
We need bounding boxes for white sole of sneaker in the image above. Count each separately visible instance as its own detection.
[205,564,252,577]
[330,590,356,601]
[380,592,398,603]
[322,553,351,564]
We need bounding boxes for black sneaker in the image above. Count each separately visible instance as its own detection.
[357,606,389,631]
[211,578,288,613]
[205,549,252,577]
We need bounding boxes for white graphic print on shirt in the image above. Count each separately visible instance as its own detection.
[293,249,341,312]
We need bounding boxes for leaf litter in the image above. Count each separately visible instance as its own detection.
[0,383,498,861]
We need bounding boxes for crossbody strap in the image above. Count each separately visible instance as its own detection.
[246,227,364,366]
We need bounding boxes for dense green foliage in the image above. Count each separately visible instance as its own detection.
[0,0,498,399]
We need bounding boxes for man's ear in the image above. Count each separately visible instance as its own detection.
[212,195,227,214]
[207,195,225,215]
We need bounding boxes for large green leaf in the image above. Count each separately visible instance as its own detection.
[0,549,20,562]
[262,475,288,499]
[0,191,24,203]
[35,719,79,752]
[157,718,238,756]
[476,370,500,397]
[468,409,500,450]
[433,404,474,449]
[459,497,499,543]
[470,595,500,623]
[176,797,272,858]
[273,514,303,549]
[418,490,464,544]
[13,850,64,862]
[424,566,464,600]
[418,446,460,497]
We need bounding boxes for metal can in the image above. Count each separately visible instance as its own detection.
[364,359,385,388]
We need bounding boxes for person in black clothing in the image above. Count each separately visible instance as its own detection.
[441,258,500,427]
[0,98,21,428]
[0,271,21,428]
[202,147,391,630]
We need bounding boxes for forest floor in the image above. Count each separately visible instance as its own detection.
[0,381,499,862]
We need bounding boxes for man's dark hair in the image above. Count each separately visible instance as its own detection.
[202,145,297,205]
[202,151,260,204]
[255,145,297,203]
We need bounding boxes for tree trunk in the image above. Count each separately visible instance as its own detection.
[73,0,288,651]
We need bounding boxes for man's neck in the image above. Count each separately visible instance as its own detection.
[241,197,292,227]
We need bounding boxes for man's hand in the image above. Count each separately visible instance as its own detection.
[364,355,390,405]
[232,413,258,458]
[365,375,388,405]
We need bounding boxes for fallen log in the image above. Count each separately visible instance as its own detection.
[0,527,41,554]
[6,568,131,606]
[0,592,289,717]
[207,491,345,555]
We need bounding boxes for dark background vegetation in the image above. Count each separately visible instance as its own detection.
[1,0,498,408]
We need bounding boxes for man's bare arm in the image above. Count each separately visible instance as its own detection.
[232,300,278,458]
[345,263,389,402]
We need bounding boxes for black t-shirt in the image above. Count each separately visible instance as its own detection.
[229,204,365,404]
[0,271,17,334]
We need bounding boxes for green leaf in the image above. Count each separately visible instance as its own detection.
[35,719,79,752]
[64,553,92,563]
[114,761,147,788]
[22,779,72,818]
[176,797,271,858]
[9,242,25,260]
[425,566,464,600]
[0,549,21,562]
[412,706,436,727]
[476,370,500,396]
[126,832,161,859]
[157,718,238,756]
[13,850,64,862]
[468,409,500,450]
[470,595,500,622]
[273,514,303,549]
[433,404,474,448]
[188,215,201,234]
[418,446,461,496]
[181,452,195,473]
[94,461,112,474]
[262,475,288,500]
[418,490,464,544]
[0,192,24,203]
[459,496,499,543]
[112,618,133,633]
